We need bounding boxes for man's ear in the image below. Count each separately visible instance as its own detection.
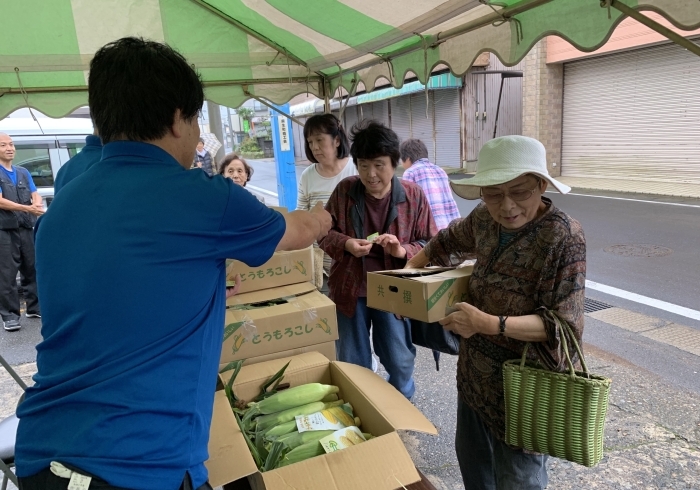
[170,109,184,139]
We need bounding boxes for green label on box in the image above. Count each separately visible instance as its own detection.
[426,279,456,310]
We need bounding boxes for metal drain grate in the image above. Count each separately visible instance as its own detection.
[584,298,613,313]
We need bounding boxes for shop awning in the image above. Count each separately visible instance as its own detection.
[1,0,698,119]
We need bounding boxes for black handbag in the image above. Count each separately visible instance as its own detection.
[410,320,461,370]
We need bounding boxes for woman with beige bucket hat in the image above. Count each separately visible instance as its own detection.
[406,135,586,489]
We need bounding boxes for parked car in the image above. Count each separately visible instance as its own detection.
[0,116,94,209]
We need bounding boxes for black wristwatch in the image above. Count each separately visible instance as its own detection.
[498,316,508,336]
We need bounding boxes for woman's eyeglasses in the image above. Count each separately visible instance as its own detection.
[480,184,539,204]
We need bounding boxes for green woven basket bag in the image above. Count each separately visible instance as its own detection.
[503,319,611,467]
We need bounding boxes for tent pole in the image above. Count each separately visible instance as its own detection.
[609,1,700,58]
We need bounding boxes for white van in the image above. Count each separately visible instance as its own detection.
[0,117,94,208]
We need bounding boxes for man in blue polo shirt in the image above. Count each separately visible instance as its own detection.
[0,132,44,332]
[16,37,331,490]
[54,131,103,194]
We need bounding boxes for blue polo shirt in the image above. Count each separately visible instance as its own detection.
[16,141,286,489]
[54,135,103,193]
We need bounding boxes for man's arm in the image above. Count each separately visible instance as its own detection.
[0,194,30,212]
[276,202,331,252]
[32,191,43,207]
[0,193,43,215]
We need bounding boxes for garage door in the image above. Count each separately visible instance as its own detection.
[562,39,700,184]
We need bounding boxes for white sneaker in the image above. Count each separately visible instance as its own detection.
[3,319,21,331]
[371,355,378,373]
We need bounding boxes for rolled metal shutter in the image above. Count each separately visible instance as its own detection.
[562,39,700,183]
[433,89,462,167]
[410,92,436,162]
[343,105,359,133]
[371,101,390,127]
[292,117,306,160]
[390,96,412,145]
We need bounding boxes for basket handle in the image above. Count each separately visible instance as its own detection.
[519,315,589,378]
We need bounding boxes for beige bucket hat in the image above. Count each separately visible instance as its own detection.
[450,135,571,200]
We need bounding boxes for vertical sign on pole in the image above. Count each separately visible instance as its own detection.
[270,104,297,210]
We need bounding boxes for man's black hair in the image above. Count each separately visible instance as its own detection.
[88,37,204,144]
[399,139,429,163]
[303,114,350,163]
[349,120,400,168]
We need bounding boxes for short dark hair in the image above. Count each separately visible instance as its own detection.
[88,37,204,144]
[399,139,429,163]
[303,114,350,163]
[350,120,401,168]
[219,153,253,184]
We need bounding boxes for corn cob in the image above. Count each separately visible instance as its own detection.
[263,420,298,438]
[256,400,344,431]
[276,429,335,449]
[321,393,339,403]
[278,441,325,467]
[250,383,339,415]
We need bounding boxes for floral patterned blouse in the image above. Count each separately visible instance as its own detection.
[423,198,586,441]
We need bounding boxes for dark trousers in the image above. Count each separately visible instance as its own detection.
[18,467,213,490]
[455,399,548,490]
[0,227,39,321]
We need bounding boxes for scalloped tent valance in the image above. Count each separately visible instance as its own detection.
[1,0,698,119]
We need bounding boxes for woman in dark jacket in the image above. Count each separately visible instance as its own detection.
[319,120,437,400]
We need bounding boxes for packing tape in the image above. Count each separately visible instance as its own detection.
[240,314,257,340]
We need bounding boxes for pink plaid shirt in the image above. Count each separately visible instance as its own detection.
[401,159,460,230]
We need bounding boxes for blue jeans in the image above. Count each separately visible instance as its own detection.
[456,398,548,490]
[336,298,416,399]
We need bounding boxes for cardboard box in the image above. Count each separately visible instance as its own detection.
[222,282,338,363]
[226,247,313,293]
[219,340,336,370]
[207,352,438,490]
[367,267,473,323]
[268,205,288,214]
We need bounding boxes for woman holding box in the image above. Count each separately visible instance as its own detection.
[406,135,586,490]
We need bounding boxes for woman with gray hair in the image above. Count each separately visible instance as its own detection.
[407,135,586,489]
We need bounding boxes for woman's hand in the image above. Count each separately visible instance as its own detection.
[439,302,496,339]
[345,238,373,258]
[374,234,407,259]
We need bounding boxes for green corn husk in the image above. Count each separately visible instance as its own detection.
[321,393,339,403]
[263,420,299,438]
[276,429,335,449]
[278,440,326,468]
[263,441,290,472]
[251,383,340,415]
[256,399,344,431]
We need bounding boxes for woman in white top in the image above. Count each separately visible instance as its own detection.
[297,114,357,292]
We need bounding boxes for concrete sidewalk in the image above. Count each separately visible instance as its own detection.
[3,301,700,489]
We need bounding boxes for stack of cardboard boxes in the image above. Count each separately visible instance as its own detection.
[206,243,476,488]
[221,246,338,366]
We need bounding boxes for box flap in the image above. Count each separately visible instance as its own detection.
[332,361,437,435]
[206,391,258,487]
[373,267,454,277]
[226,282,318,306]
[260,432,420,490]
[223,351,332,402]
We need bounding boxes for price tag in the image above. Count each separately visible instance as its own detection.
[68,473,92,490]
